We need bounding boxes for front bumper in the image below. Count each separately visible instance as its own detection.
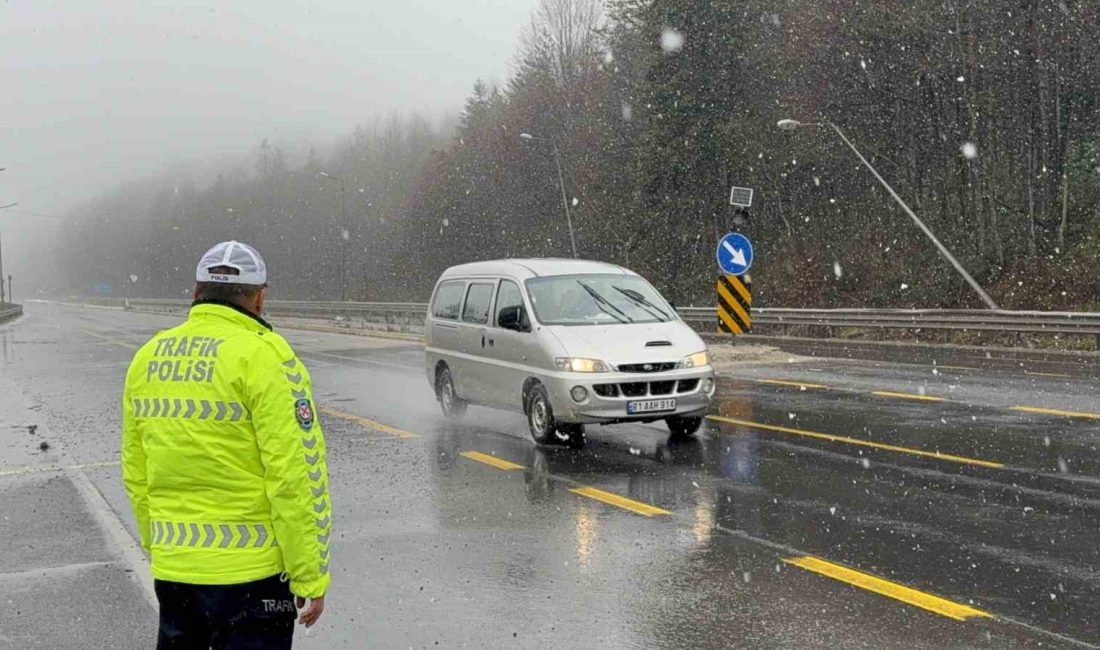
[542,366,715,424]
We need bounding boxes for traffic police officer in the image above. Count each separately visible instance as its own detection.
[122,241,332,648]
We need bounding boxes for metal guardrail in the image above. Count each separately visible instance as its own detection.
[118,298,1100,339]
[678,307,1100,337]
[0,303,23,324]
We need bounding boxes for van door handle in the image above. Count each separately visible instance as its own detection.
[481,334,486,348]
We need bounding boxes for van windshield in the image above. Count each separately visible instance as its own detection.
[525,274,674,326]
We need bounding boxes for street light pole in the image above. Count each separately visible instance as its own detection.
[520,133,578,259]
[319,172,349,301]
[777,118,1000,310]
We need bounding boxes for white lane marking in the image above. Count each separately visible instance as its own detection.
[0,561,120,583]
[65,463,156,610]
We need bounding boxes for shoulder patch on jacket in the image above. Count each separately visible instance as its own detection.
[295,398,315,429]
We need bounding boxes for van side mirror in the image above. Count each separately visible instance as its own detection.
[498,305,529,332]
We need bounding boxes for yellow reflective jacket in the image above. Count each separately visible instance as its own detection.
[121,301,332,598]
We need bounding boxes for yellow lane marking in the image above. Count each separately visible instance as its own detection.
[707,416,1005,469]
[0,460,121,478]
[784,556,992,621]
[872,390,944,403]
[1011,406,1100,420]
[569,486,672,517]
[1024,371,1073,379]
[758,379,828,390]
[320,407,418,438]
[459,451,525,471]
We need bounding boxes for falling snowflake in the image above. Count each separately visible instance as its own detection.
[961,142,978,159]
[660,28,684,53]
[571,197,579,207]
[900,283,909,290]
[621,102,633,121]
[833,262,843,279]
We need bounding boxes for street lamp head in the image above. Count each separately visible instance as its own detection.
[776,119,803,131]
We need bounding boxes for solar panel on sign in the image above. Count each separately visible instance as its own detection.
[729,186,753,207]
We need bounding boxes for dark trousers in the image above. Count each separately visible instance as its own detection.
[154,574,296,650]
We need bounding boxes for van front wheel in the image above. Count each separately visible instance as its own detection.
[437,366,467,420]
[526,384,560,444]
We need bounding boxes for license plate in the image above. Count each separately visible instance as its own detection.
[627,399,676,414]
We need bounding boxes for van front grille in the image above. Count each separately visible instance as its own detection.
[593,384,619,398]
[676,379,699,393]
[592,379,701,399]
[616,362,677,373]
[650,381,675,396]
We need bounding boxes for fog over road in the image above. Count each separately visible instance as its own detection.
[2,303,1098,648]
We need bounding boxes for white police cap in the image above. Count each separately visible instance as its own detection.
[195,241,267,286]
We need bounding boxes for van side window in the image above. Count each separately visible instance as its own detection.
[431,281,466,320]
[461,283,494,324]
[495,280,526,328]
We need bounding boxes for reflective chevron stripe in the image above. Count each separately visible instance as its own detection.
[151,520,276,549]
[279,357,332,578]
[134,398,250,421]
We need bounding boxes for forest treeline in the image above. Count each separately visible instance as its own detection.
[57,0,1100,309]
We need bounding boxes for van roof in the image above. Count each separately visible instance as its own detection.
[439,258,635,281]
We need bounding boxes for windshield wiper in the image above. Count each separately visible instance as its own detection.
[612,286,670,322]
[577,281,632,324]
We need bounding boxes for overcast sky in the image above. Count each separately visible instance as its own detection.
[0,0,537,290]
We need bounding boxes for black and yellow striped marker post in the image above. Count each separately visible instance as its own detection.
[717,274,752,334]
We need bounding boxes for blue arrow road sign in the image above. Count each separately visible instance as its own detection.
[716,233,753,276]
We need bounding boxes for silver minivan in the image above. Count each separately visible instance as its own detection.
[424,259,716,444]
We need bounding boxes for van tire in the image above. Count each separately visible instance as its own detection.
[437,366,467,420]
[525,384,560,444]
[666,415,703,439]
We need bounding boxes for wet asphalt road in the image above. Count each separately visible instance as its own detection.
[2,302,1099,648]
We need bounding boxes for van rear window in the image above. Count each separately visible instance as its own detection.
[431,281,466,320]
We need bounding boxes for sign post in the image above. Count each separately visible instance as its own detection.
[716,232,754,335]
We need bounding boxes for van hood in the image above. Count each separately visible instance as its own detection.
[544,321,706,366]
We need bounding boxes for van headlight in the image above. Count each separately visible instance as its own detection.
[677,351,709,369]
[555,358,610,373]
